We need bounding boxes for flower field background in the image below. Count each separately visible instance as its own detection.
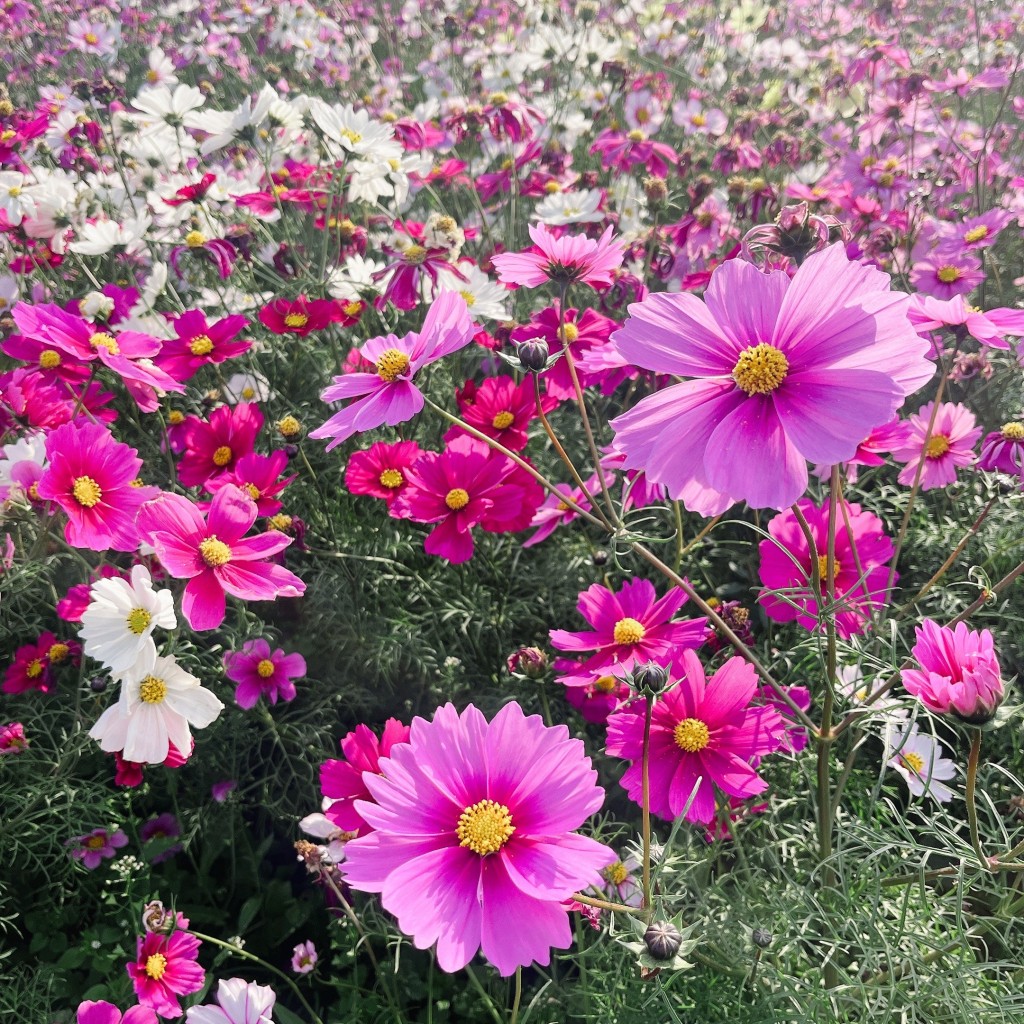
[2,1,1024,1022]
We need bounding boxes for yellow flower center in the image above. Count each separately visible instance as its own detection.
[145,953,168,980]
[627,129,645,142]
[445,488,470,511]
[456,799,515,856]
[277,416,301,438]
[242,482,260,500]
[84,31,99,45]
[199,536,231,567]
[692,113,707,126]
[126,608,152,635]
[168,410,185,425]
[458,289,476,306]
[925,435,951,458]
[242,387,256,399]
[189,334,214,356]
[613,617,646,645]
[146,69,159,82]
[26,659,44,679]
[139,675,167,704]
[184,230,206,248]
[816,555,839,581]
[936,266,961,284]
[544,180,562,193]
[89,332,119,355]
[964,226,989,243]
[284,312,309,329]
[267,513,293,531]
[489,91,509,106]
[39,349,62,369]
[48,643,70,663]
[72,476,102,507]
[732,343,789,395]
[594,674,618,692]
[340,127,362,145]
[379,468,404,489]
[492,411,515,430]
[376,348,410,382]
[402,244,427,264]
[1000,422,1024,440]
[878,172,895,188]
[256,659,276,678]
[85,835,106,849]
[342,300,363,316]
[674,717,711,753]
[901,751,925,775]
[602,861,629,886]
[212,445,233,467]
[561,322,579,343]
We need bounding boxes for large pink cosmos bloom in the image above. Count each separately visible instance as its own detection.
[342,702,614,976]
[549,578,706,687]
[321,718,411,837]
[178,403,264,488]
[902,620,1004,724]
[609,244,934,511]
[491,223,624,290]
[606,650,785,824]
[76,1000,157,1024]
[310,292,475,451]
[127,925,204,1019]
[758,498,896,639]
[137,486,305,631]
[37,419,146,552]
[891,401,981,490]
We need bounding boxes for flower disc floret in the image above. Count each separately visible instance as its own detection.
[39,349,61,368]
[379,468,403,489]
[674,717,710,752]
[925,435,951,458]
[139,676,167,704]
[189,334,214,355]
[126,608,152,635]
[89,331,119,354]
[732,343,789,395]
[376,348,411,382]
[212,445,233,467]
[492,411,515,430]
[457,799,515,855]
[284,313,309,329]
[199,537,231,567]
[256,659,275,678]
[445,487,470,511]
[72,476,102,507]
[1001,422,1024,440]
[613,617,646,645]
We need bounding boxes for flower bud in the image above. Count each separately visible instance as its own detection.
[644,920,682,961]
[507,646,548,679]
[632,662,668,696]
[752,928,773,949]
[90,677,108,693]
[516,338,550,372]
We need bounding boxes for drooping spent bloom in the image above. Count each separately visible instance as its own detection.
[978,421,1024,478]
[0,721,28,754]
[344,440,424,504]
[185,978,276,1024]
[76,1000,158,1024]
[223,638,306,708]
[891,401,981,490]
[549,578,706,687]
[36,419,147,552]
[886,723,957,803]
[341,702,615,976]
[128,917,205,1019]
[310,292,475,451]
[66,827,129,869]
[606,651,785,824]
[290,941,318,975]
[79,564,177,674]
[177,403,264,488]
[609,244,934,511]
[491,223,624,290]
[321,718,411,836]
[758,499,896,639]
[138,486,305,631]
[901,619,1004,724]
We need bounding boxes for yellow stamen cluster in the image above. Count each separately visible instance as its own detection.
[85,835,106,849]
[458,290,476,307]
[491,411,515,430]
[39,349,62,369]
[139,676,168,704]
[445,488,470,511]
[602,861,630,886]
[267,514,293,532]
[376,348,410,382]
[189,334,214,356]
[613,617,646,645]
[561,322,580,343]
[284,312,309,329]
[277,416,301,439]
[342,300,363,317]
[89,332,119,355]
[168,410,185,425]
[379,468,404,489]
[72,476,102,507]
[243,483,260,500]
[925,435,951,458]
[256,659,276,678]
[594,674,618,693]
[126,608,152,635]
[627,129,645,142]
[901,751,925,775]
[732,343,789,395]
[402,244,428,264]
[1000,422,1024,440]
[212,445,233,467]
[964,226,989,244]
[674,717,711,753]
[199,537,231,567]
[145,953,168,980]
[26,659,44,679]
[936,266,961,284]
[456,799,515,856]
[48,643,70,663]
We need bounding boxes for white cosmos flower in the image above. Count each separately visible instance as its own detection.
[70,213,151,256]
[186,978,276,1024]
[886,723,957,804]
[0,172,37,226]
[533,187,606,225]
[434,262,509,320]
[89,651,223,765]
[79,565,177,674]
[307,99,401,160]
[222,372,273,404]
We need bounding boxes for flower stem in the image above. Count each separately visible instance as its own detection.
[570,892,645,916]
[509,966,523,1024]
[641,694,654,919]
[966,728,995,872]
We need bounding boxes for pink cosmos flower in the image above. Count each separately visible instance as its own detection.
[891,401,981,490]
[550,578,706,687]
[138,486,305,631]
[909,254,985,299]
[758,499,897,639]
[321,718,411,837]
[67,828,128,869]
[3,635,56,694]
[908,294,1024,350]
[128,920,205,1019]
[36,419,146,552]
[901,619,1004,723]
[391,435,543,563]
[978,421,1024,478]
[291,941,318,975]
[344,440,424,504]
[185,978,276,1024]
[523,479,596,548]
[0,721,28,754]
[310,292,475,451]
[341,702,614,976]
[609,244,933,511]
[589,129,678,177]
[258,295,340,335]
[154,310,251,381]
[178,403,264,488]
[564,673,631,725]
[444,375,552,452]
[606,651,785,824]
[223,638,306,708]
[76,1000,157,1024]
[204,450,295,515]
[491,223,624,290]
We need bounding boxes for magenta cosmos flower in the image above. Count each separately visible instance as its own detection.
[491,223,624,290]
[606,650,785,824]
[321,718,411,836]
[344,440,424,504]
[128,921,204,1019]
[138,486,305,630]
[66,827,128,869]
[609,244,933,511]
[978,421,1024,479]
[154,309,250,381]
[37,419,146,552]
[178,403,264,488]
[223,638,306,708]
[891,401,981,490]
[758,498,896,639]
[76,1000,157,1024]
[310,292,475,451]
[901,619,1004,724]
[342,702,614,976]
[549,578,706,687]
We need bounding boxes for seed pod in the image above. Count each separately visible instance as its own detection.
[644,920,682,961]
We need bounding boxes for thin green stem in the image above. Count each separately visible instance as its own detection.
[465,964,506,1024]
[641,694,654,918]
[965,728,994,872]
[509,966,522,1024]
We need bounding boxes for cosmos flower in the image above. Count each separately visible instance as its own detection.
[341,702,614,976]
[491,223,624,289]
[290,942,318,975]
[978,421,1024,478]
[886,723,957,803]
[890,401,981,490]
[128,918,205,1019]
[66,827,128,870]
[344,440,424,504]
[223,638,306,709]
[185,978,276,1024]
[76,1000,157,1024]
[177,403,264,489]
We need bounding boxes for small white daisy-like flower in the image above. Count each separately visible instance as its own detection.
[223,372,273,405]
[79,565,177,674]
[434,262,509,321]
[89,651,223,765]
[533,187,606,226]
[886,723,957,804]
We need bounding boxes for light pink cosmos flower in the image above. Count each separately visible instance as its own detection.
[610,244,933,511]
[77,1000,157,1024]
[223,638,306,708]
[341,702,614,976]
[66,827,128,869]
[491,223,624,290]
[185,978,276,1024]
[605,651,785,824]
[37,419,147,552]
[901,619,1004,723]
[891,401,981,490]
[290,941,318,975]
[908,294,1024,350]
[886,723,957,804]
[138,486,305,631]
[0,721,28,754]
[310,292,475,451]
